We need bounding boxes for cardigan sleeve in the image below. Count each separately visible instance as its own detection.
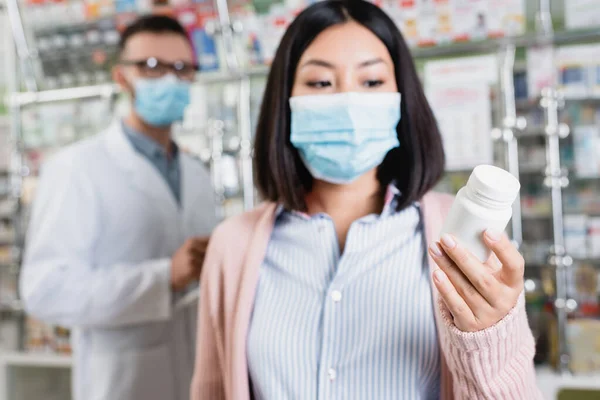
[190,238,226,400]
[440,293,543,399]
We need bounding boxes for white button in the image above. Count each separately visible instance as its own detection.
[328,368,337,381]
[331,290,342,302]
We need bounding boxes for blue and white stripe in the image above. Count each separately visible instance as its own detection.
[247,191,441,399]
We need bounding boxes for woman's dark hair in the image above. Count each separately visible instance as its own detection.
[253,0,445,211]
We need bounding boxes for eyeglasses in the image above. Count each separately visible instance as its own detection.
[120,57,199,81]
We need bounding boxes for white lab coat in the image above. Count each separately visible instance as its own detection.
[20,121,219,400]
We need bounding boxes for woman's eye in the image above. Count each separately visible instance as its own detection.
[364,80,384,88]
[306,80,332,88]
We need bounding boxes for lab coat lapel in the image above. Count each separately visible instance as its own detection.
[103,121,179,214]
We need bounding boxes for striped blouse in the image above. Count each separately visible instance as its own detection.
[247,187,441,399]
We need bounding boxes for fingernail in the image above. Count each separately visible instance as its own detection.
[440,234,456,249]
[486,229,502,242]
[433,269,446,283]
[429,242,443,257]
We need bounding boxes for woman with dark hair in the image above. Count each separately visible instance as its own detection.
[191,1,540,399]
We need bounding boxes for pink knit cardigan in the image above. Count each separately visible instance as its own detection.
[191,192,542,399]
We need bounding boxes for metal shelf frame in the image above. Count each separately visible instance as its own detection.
[410,28,600,59]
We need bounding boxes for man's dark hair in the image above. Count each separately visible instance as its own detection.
[254,0,446,212]
[119,15,191,54]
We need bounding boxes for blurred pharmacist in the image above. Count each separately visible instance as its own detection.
[20,15,217,400]
[191,1,542,399]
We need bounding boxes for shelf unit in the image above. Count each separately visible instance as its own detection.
[0,353,71,400]
[2,0,600,398]
[1,2,269,388]
[0,352,71,369]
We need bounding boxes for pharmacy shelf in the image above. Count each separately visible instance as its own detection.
[198,66,269,84]
[0,352,71,368]
[10,31,600,106]
[572,257,600,264]
[522,212,552,220]
[519,164,546,174]
[516,99,539,110]
[523,212,600,220]
[7,66,271,107]
[525,257,600,267]
[518,127,574,139]
[570,175,600,182]
[445,168,473,174]
[0,306,23,315]
[7,84,117,106]
[536,366,600,399]
[518,127,548,138]
[517,97,600,112]
[564,96,600,103]
[411,28,600,59]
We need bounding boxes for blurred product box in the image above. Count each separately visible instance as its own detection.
[573,125,600,178]
[565,0,600,31]
[588,218,600,259]
[567,319,600,374]
[25,317,72,355]
[557,44,600,100]
[564,214,588,259]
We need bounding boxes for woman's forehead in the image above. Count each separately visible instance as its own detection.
[297,22,393,67]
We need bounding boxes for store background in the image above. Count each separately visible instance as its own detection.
[1,0,600,399]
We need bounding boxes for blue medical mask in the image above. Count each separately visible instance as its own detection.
[290,92,401,184]
[133,74,191,127]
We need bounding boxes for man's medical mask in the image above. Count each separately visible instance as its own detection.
[290,92,401,184]
[133,74,191,127]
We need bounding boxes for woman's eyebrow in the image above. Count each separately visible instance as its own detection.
[357,58,385,68]
[299,57,385,70]
[299,59,336,69]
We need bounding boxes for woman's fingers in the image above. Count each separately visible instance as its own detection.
[429,243,492,314]
[431,268,478,331]
[483,230,525,288]
[429,233,525,332]
[438,234,503,306]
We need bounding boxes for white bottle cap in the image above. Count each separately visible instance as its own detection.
[467,165,521,206]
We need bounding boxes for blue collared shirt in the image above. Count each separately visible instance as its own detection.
[122,121,181,204]
[247,186,441,399]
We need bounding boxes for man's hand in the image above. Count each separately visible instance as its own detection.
[170,237,210,291]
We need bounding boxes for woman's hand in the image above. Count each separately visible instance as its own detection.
[428,230,524,332]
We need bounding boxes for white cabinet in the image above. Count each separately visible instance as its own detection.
[0,353,71,400]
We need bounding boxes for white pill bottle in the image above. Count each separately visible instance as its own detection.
[440,165,521,263]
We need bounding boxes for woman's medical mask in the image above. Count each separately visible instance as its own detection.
[133,74,191,127]
[290,92,401,184]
